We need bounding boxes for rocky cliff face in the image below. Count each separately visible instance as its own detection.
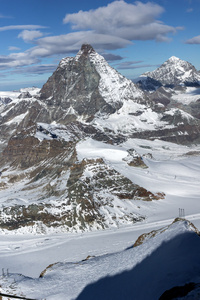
[39,44,147,122]
[40,44,113,121]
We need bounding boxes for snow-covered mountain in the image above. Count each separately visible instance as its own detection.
[40,44,146,120]
[139,56,200,89]
[136,56,200,128]
[0,44,200,233]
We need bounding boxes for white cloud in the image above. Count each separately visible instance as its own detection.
[185,35,200,44]
[0,29,131,71]
[18,30,44,43]
[0,25,46,32]
[31,31,132,57]
[116,61,157,70]
[186,8,194,12]
[8,46,21,51]
[64,1,164,30]
[0,1,183,74]
[63,1,181,42]
[0,51,39,70]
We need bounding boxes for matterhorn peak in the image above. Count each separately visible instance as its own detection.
[74,43,96,61]
[40,44,144,120]
[81,43,95,55]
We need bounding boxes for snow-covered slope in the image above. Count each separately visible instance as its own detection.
[140,56,200,87]
[89,49,144,104]
[1,219,200,300]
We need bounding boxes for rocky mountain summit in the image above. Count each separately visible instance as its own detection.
[0,44,200,232]
[39,43,146,122]
[137,56,200,134]
[139,56,200,89]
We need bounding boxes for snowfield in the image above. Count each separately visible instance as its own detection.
[0,219,200,300]
[0,137,200,299]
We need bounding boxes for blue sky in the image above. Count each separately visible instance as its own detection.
[0,0,200,90]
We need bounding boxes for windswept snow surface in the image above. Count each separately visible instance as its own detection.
[1,220,200,300]
[89,51,144,103]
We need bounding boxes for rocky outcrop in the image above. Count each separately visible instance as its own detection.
[159,282,198,300]
[1,123,75,168]
[133,218,200,247]
[123,149,148,168]
[0,153,165,231]
[18,91,32,99]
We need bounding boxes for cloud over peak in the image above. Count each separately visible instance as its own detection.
[63,1,180,42]
[0,1,184,78]
[63,1,164,30]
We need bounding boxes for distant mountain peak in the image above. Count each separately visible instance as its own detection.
[167,56,181,62]
[139,56,200,88]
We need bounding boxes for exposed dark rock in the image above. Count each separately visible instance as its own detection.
[0,97,12,104]
[137,76,162,91]
[159,282,197,300]
[123,149,148,168]
[2,127,74,169]
[18,91,32,99]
